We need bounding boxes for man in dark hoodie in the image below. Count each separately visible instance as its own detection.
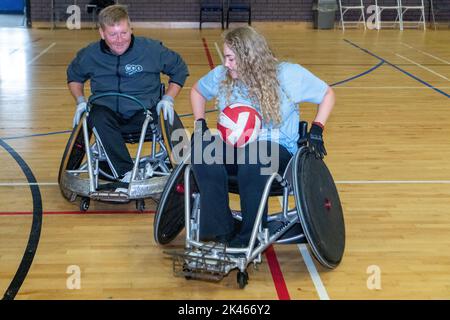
[66,4,189,182]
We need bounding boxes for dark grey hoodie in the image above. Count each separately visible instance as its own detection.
[67,35,189,118]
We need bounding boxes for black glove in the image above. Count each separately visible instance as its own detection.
[308,122,327,159]
[191,118,210,146]
[194,118,209,136]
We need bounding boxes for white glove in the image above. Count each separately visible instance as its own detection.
[72,102,87,128]
[156,95,174,125]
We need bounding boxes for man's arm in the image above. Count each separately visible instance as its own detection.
[67,81,88,128]
[68,81,86,103]
[156,81,184,125]
[165,82,182,100]
[158,42,189,89]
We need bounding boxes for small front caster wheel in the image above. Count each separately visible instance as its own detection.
[183,263,193,280]
[136,199,145,212]
[80,197,90,212]
[237,271,248,289]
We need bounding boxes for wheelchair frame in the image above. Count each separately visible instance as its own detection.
[59,92,183,212]
[173,148,301,287]
[160,142,345,288]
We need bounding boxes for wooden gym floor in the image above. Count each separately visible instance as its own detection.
[0,23,449,300]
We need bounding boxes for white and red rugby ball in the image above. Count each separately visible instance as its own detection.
[217,103,262,148]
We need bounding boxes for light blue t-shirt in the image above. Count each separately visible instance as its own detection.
[197,62,328,154]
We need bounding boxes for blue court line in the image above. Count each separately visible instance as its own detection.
[344,39,450,99]
[178,108,218,118]
[0,58,395,141]
[2,130,72,141]
[330,61,385,87]
[0,111,220,141]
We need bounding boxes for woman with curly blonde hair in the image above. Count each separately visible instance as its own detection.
[190,26,335,247]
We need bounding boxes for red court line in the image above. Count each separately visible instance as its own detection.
[0,210,155,216]
[265,245,291,300]
[201,38,290,300]
[201,38,216,69]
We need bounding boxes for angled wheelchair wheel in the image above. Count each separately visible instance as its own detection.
[58,120,91,185]
[293,147,345,269]
[154,157,197,245]
[159,111,190,167]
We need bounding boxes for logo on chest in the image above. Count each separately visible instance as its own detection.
[125,64,143,75]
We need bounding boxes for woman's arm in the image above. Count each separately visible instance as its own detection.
[313,86,335,126]
[191,82,207,120]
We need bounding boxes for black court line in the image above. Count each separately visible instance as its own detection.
[0,138,43,300]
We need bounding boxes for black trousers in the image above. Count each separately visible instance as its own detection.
[87,105,155,177]
[191,136,292,243]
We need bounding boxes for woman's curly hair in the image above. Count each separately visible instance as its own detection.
[218,26,281,125]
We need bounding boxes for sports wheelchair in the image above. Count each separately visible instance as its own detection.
[154,121,345,288]
[58,91,188,212]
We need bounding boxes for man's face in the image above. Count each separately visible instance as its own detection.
[99,19,132,55]
[223,43,238,79]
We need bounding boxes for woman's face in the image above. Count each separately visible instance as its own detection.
[223,43,238,79]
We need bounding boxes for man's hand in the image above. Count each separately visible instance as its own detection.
[156,95,174,125]
[308,122,327,159]
[72,101,87,128]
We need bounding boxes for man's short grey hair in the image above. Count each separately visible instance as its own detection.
[98,4,131,29]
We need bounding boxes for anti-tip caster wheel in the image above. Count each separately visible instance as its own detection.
[237,271,248,289]
[183,263,193,280]
[136,199,145,213]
